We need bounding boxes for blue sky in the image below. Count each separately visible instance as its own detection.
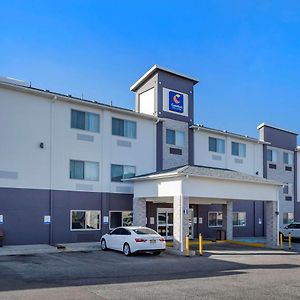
[1,1,300,139]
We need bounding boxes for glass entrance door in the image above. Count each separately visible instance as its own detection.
[157,208,173,240]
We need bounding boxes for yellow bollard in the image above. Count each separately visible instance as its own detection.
[199,233,203,256]
[185,234,189,257]
[288,233,292,250]
[280,232,283,250]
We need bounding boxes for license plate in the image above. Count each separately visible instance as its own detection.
[150,240,156,244]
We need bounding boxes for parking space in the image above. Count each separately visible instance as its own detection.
[0,244,299,299]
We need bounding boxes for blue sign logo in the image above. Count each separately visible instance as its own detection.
[169,91,184,113]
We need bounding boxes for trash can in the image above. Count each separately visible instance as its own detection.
[0,230,4,247]
[216,229,226,241]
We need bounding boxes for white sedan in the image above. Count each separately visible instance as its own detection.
[100,226,166,256]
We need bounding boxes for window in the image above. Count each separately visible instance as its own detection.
[70,160,99,181]
[208,212,223,227]
[233,212,246,226]
[71,210,100,230]
[112,117,136,139]
[283,212,294,225]
[283,183,293,201]
[166,129,185,147]
[109,211,133,229]
[283,152,293,165]
[231,142,246,157]
[209,137,225,153]
[71,109,100,132]
[111,164,136,182]
[267,149,277,162]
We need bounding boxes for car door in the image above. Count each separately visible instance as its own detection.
[108,228,123,250]
[294,224,300,238]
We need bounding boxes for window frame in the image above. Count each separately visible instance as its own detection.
[109,210,133,230]
[70,210,101,231]
[69,160,99,181]
[166,129,185,148]
[283,152,293,165]
[208,211,223,228]
[112,117,137,139]
[209,137,225,154]
[231,142,246,157]
[71,109,100,133]
[283,212,294,225]
[233,212,247,227]
[267,149,278,163]
[111,164,136,182]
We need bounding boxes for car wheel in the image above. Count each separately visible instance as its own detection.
[152,251,162,256]
[101,239,107,251]
[123,243,131,256]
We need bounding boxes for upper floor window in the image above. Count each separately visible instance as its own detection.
[209,137,225,154]
[71,109,100,133]
[231,142,246,157]
[166,129,185,147]
[112,117,136,139]
[283,152,293,165]
[70,160,99,181]
[111,164,136,182]
[267,149,277,162]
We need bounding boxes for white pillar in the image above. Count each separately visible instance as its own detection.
[133,197,146,226]
[173,195,189,252]
[223,200,233,240]
[266,200,278,246]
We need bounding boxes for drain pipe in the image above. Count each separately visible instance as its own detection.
[49,96,57,245]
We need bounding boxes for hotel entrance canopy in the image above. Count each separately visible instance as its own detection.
[124,165,282,251]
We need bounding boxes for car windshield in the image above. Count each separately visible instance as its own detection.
[133,228,158,235]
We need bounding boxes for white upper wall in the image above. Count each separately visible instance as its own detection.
[194,129,264,177]
[0,86,157,193]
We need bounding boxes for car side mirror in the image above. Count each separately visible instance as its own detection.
[284,226,288,229]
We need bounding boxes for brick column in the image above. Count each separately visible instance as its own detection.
[266,201,278,246]
[173,196,189,252]
[133,198,146,226]
[222,200,233,240]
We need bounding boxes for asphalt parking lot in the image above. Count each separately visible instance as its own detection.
[0,243,299,300]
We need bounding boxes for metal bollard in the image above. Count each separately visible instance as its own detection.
[280,232,283,250]
[185,234,190,257]
[199,233,203,256]
[288,233,292,250]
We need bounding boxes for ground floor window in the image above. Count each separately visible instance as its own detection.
[283,212,294,225]
[109,211,133,229]
[71,210,100,230]
[233,212,246,227]
[208,212,223,227]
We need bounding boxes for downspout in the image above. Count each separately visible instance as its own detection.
[49,96,57,245]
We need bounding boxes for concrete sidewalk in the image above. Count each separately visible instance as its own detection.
[0,242,101,256]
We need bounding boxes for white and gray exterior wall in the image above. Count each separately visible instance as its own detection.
[0,65,296,245]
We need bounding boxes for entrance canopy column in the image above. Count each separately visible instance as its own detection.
[266,200,278,246]
[222,200,233,240]
[173,196,189,252]
[133,197,146,226]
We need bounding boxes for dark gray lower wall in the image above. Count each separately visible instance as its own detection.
[0,187,133,246]
[0,187,51,245]
[0,187,266,245]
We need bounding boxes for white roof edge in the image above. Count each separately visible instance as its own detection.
[130,64,199,91]
[124,171,282,186]
[257,122,298,135]
[191,125,268,144]
[0,80,158,121]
